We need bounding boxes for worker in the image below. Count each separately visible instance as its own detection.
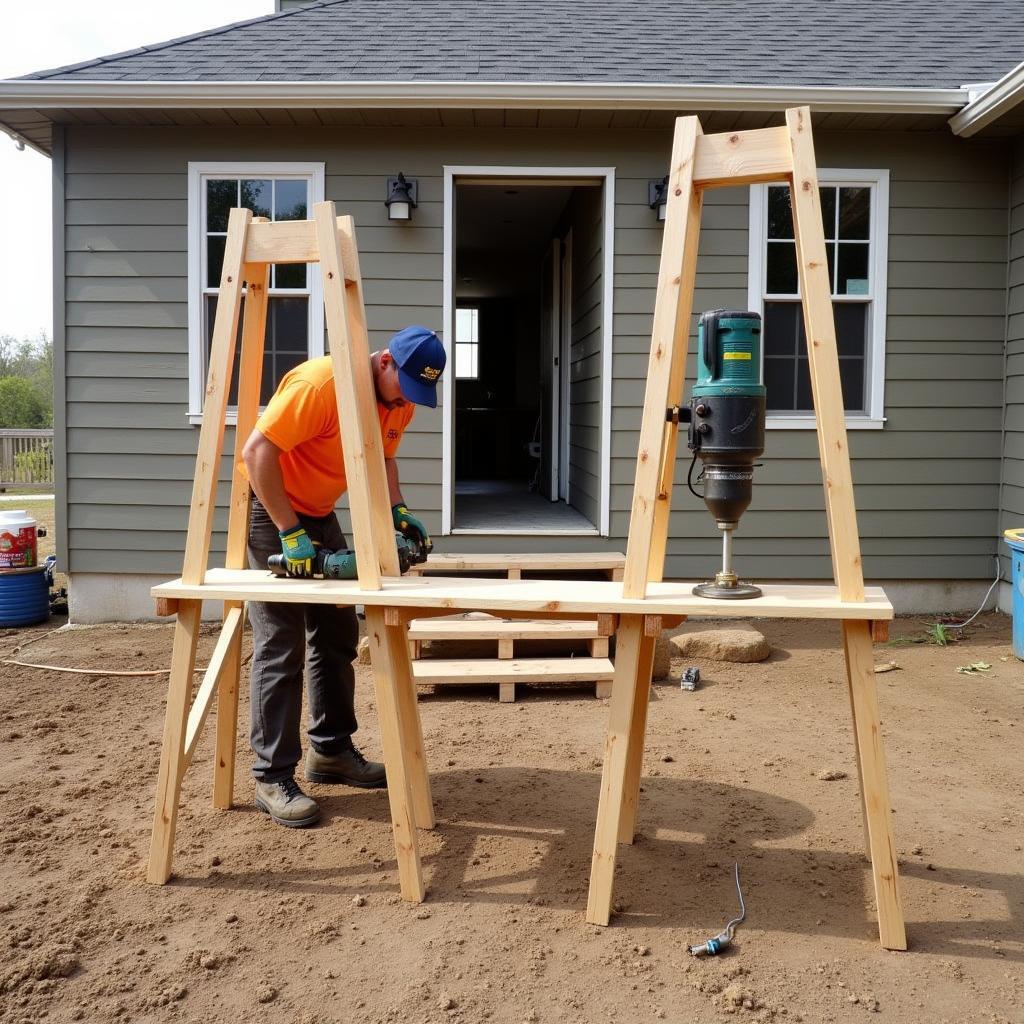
[241,325,445,828]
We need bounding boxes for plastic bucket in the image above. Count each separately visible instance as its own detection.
[0,566,49,627]
[0,510,39,569]
[1005,528,1024,661]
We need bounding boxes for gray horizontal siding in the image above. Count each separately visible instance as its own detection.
[62,123,1011,581]
[1001,138,1024,583]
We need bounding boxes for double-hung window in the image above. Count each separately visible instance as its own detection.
[187,163,325,422]
[747,169,889,429]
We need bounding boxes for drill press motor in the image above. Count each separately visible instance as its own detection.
[684,310,766,600]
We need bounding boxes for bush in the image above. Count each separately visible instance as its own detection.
[14,443,53,483]
[0,376,48,428]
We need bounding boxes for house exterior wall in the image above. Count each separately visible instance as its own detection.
[1002,135,1024,609]
[58,123,1010,617]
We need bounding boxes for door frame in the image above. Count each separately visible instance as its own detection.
[442,166,614,535]
[558,227,573,502]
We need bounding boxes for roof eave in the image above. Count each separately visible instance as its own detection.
[949,60,1024,137]
[0,79,970,115]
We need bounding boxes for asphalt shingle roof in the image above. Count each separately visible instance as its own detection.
[17,0,1024,90]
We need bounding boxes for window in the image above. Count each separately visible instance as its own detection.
[455,306,480,379]
[747,169,889,429]
[187,163,325,421]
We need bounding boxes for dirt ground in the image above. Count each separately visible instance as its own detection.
[1,611,1021,1024]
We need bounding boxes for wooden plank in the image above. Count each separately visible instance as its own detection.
[618,632,657,844]
[623,116,703,598]
[146,600,202,884]
[842,620,907,950]
[182,606,243,770]
[314,204,390,588]
[499,684,516,703]
[785,107,866,603]
[154,597,178,617]
[589,636,610,658]
[693,125,792,188]
[364,607,425,900]
[586,615,647,925]
[497,638,514,659]
[643,615,662,638]
[180,207,250,585]
[388,606,621,626]
[871,620,890,643]
[243,216,357,279]
[408,552,627,573]
[214,255,269,810]
[407,617,605,641]
[153,571,895,622]
[413,657,614,684]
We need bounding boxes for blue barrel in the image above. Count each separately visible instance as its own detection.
[0,567,50,627]
[1006,529,1024,661]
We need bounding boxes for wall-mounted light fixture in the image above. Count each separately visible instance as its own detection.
[648,175,669,222]
[385,172,418,221]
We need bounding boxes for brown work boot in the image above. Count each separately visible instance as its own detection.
[305,743,387,789]
[254,777,321,828]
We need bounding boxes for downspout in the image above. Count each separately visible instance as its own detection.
[51,125,68,587]
[997,142,1014,611]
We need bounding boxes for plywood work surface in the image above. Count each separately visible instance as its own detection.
[152,570,893,621]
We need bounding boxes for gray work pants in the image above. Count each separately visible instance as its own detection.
[247,498,360,783]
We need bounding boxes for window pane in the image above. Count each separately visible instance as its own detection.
[265,297,309,403]
[206,179,237,232]
[839,357,865,412]
[764,301,801,356]
[837,242,870,294]
[795,357,813,410]
[207,235,226,288]
[275,179,308,221]
[205,294,246,406]
[839,187,870,240]
[456,307,478,344]
[819,186,837,240]
[834,302,868,357]
[274,263,307,289]
[767,186,793,239]
[455,344,475,378]
[766,241,798,294]
[240,179,272,219]
[765,357,796,410]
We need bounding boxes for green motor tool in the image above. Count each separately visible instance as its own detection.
[268,532,427,579]
[684,310,766,600]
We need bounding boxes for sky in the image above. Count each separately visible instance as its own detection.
[0,1,271,342]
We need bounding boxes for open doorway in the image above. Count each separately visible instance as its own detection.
[449,177,605,533]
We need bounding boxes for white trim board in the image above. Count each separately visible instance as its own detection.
[747,168,889,430]
[186,161,325,424]
[442,166,615,537]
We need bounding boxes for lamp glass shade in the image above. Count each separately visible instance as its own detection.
[388,200,411,221]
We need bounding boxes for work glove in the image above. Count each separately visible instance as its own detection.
[278,524,318,577]
[392,503,432,554]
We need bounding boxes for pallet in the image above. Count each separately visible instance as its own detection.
[406,557,622,702]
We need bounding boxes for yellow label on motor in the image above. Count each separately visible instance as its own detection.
[723,351,752,360]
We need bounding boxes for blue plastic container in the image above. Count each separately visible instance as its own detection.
[0,566,50,627]
[1005,529,1024,661]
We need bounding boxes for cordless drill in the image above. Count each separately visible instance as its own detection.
[267,532,427,579]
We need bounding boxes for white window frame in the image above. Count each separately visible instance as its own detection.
[454,306,480,379]
[187,161,325,424]
[747,168,889,430]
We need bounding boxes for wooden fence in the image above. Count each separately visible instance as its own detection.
[0,429,54,489]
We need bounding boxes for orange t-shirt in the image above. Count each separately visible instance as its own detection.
[251,356,415,517]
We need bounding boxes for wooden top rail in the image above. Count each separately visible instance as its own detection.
[152,569,893,621]
[244,216,359,279]
[410,552,626,572]
[692,125,793,188]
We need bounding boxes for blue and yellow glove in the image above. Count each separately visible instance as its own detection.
[278,524,318,577]
[392,503,432,554]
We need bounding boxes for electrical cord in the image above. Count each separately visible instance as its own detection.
[686,450,704,500]
[939,555,1002,631]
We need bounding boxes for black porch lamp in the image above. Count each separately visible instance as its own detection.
[648,175,669,222]
[385,173,418,221]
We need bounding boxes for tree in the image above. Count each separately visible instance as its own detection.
[0,333,52,427]
[0,376,48,428]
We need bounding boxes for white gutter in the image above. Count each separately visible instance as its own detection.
[949,60,1024,137]
[0,79,969,114]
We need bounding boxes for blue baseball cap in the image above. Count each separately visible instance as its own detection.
[389,325,446,408]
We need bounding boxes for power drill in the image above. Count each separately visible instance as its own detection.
[267,532,427,579]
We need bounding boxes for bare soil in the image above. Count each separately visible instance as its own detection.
[0,613,1021,1024]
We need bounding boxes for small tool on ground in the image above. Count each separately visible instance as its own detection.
[680,666,701,691]
[688,862,746,957]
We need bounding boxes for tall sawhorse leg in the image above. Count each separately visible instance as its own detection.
[842,619,906,950]
[212,600,244,810]
[586,615,654,924]
[147,600,203,883]
[365,608,429,901]
[617,618,658,844]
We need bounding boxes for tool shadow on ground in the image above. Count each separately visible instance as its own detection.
[175,767,1022,962]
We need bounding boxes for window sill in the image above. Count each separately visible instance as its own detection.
[189,412,241,426]
[767,415,885,431]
